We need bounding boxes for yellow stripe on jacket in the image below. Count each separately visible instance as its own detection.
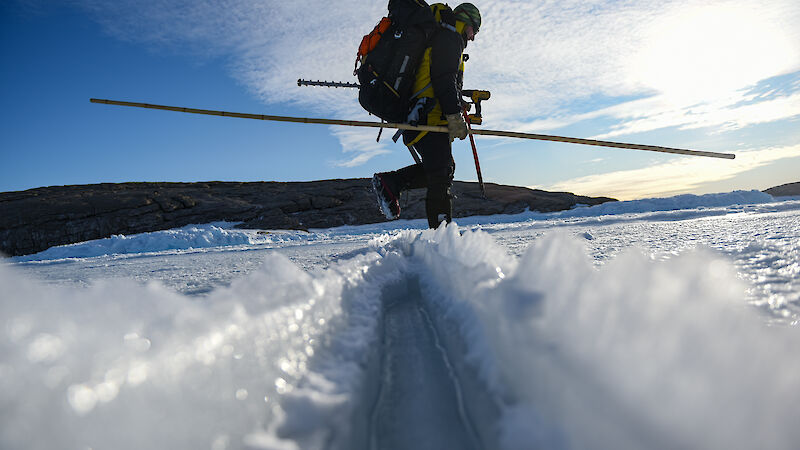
[406,20,467,147]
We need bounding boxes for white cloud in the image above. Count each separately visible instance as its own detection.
[627,3,798,99]
[77,0,393,165]
[478,1,800,137]
[328,127,392,168]
[75,0,800,167]
[541,144,800,200]
[591,90,800,139]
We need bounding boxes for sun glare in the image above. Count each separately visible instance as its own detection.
[631,4,797,103]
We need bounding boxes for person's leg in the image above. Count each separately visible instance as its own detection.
[372,150,427,221]
[392,161,427,191]
[414,132,455,228]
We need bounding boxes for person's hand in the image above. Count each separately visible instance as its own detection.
[445,113,468,142]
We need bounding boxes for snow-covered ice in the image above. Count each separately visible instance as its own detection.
[2,189,799,449]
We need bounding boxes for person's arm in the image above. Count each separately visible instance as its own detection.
[429,31,464,116]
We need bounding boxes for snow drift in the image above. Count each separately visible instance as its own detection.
[395,226,800,450]
[3,214,800,449]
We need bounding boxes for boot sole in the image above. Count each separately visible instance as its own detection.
[372,174,400,220]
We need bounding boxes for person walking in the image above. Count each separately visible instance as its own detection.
[372,3,481,228]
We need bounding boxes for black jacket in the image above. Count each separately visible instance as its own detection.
[429,28,465,116]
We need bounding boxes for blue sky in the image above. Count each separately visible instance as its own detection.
[1,0,798,199]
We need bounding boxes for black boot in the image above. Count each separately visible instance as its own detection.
[425,184,453,228]
[372,172,401,220]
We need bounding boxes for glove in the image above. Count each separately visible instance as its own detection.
[445,113,468,142]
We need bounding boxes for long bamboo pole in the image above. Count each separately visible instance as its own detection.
[90,98,735,160]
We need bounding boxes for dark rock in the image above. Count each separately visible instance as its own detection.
[0,179,615,257]
[764,181,800,197]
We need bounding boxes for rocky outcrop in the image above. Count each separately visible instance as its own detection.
[0,180,615,257]
[764,182,800,197]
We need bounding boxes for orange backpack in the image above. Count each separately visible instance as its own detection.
[357,17,392,67]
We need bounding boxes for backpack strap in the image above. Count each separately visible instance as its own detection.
[437,5,458,32]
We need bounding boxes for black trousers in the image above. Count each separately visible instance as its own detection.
[395,131,455,228]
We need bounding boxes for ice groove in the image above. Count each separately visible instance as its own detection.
[366,276,487,450]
